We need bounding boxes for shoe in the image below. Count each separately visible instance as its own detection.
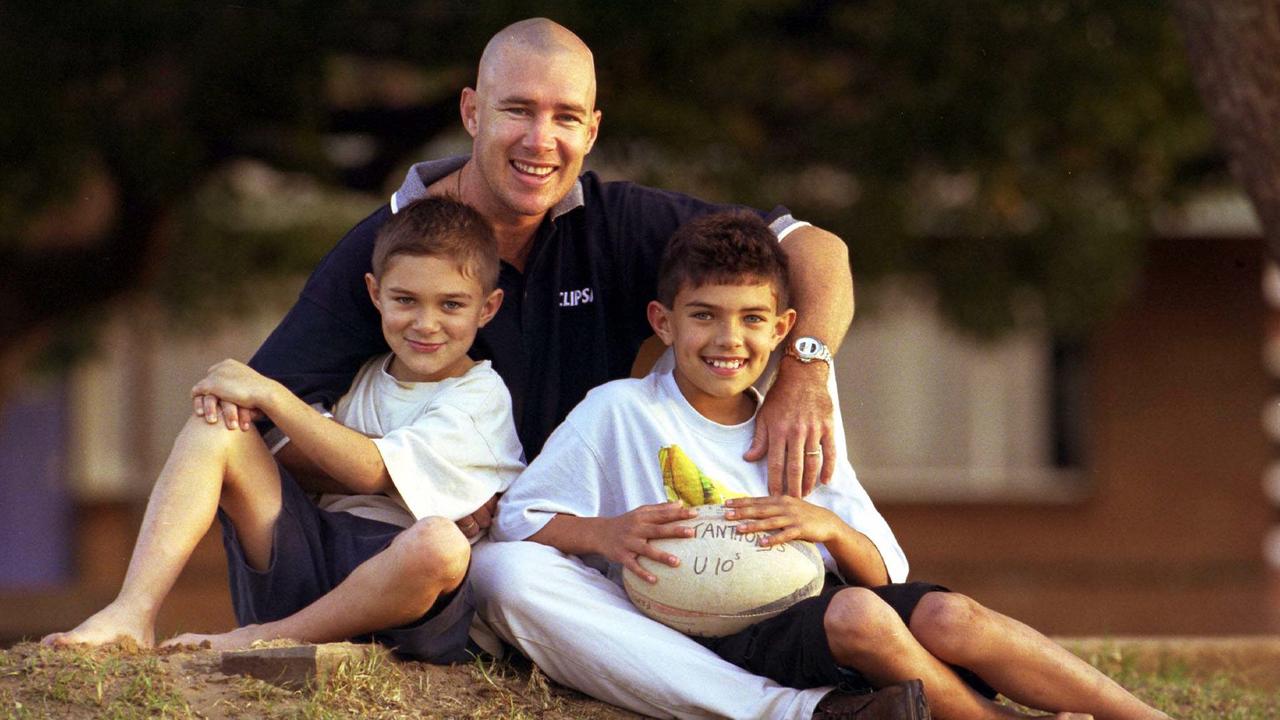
[812,679,930,719]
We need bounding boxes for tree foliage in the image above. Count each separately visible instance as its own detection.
[0,0,1216,380]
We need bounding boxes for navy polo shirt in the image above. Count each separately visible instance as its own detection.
[250,158,790,459]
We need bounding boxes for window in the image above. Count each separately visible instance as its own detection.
[834,279,1086,502]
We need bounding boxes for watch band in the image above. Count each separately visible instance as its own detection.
[785,336,832,365]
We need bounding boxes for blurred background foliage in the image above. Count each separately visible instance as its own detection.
[0,0,1221,377]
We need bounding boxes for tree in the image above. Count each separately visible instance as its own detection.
[0,1,1216,404]
[1172,0,1280,260]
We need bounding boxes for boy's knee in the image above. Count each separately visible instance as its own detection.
[824,588,909,660]
[909,591,983,652]
[394,517,471,588]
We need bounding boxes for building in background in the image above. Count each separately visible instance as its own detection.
[1,205,1275,644]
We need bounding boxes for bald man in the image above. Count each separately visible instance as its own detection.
[246,18,916,720]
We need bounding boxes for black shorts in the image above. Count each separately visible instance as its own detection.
[697,578,996,696]
[218,463,476,663]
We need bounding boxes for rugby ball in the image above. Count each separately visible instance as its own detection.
[622,504,826,637]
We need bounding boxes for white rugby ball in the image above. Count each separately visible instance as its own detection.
[622,504,826,637]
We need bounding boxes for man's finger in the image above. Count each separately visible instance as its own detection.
[817,432,837,487]
[766,430,786,496]
[744,422,768,462]
[784,432,806,498]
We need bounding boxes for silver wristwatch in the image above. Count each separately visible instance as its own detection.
[784,336,832,366]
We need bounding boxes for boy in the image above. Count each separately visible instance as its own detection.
[43,197,525,663]
[492,212,1169,719]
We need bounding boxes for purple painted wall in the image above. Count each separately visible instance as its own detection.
[0,380,72,589]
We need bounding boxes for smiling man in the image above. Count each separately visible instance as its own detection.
[245,17,875,720]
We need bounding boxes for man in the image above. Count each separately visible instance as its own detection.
[247,17,909,720]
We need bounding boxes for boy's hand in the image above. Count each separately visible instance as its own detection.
[743,362,835,498]
[722,495,841,547]
[191,360,276,430]
[193,394,262,431]
[598,502,698,584]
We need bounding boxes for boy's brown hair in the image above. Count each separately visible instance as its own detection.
[372,197,500,291]
[656,211,790,308]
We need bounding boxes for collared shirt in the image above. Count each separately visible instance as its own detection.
[251,157,803,458]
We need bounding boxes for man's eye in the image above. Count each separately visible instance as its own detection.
[692,312,712,320]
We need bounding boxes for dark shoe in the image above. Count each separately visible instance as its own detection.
[812,679,930,719]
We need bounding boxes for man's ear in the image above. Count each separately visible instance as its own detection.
[365,273,382,312]
[772,308,798,349]
[460,88,479,137]
[477,288,504,328]
[584,109,602,154]
[647,300,674,346]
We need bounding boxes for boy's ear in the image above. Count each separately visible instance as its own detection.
[476,288,504,328]
[647,300,675,346]
[365,273,382,312]
[772,308,798,349]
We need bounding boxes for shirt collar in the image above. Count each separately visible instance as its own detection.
[391,156,584,221]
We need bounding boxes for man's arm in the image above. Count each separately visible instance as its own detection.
[193,359,391,495]
[745,224,854,497]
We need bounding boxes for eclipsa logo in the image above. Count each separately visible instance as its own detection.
[558,287,594,307]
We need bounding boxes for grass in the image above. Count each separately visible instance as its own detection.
[0,640,1276,718]
[1070,642,1280,720]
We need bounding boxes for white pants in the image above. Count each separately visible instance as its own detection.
[471,540,830,720]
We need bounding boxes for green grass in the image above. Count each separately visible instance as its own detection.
[1076,645,1280,720]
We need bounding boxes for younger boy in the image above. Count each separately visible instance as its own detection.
[492,212,1169,719]
[43,197,525,663]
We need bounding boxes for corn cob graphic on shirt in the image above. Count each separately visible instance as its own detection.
[660,445,747,507]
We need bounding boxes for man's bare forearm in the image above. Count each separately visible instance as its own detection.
[779,224,854,349]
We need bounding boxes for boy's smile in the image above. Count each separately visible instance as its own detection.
[366,254,503,383]
[648,281,795,425]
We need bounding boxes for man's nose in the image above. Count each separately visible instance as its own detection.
[523,115,557,152]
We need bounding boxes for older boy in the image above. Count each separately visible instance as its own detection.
[492,212,1170,719]
[43,197,524,663]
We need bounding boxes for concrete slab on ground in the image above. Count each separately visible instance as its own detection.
[220,642,372,690]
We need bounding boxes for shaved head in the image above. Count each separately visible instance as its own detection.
[478,18,597,109]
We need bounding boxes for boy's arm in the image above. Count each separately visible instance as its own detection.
[528,504,697,583]
[724,495,889,587]
[192,359,391,495]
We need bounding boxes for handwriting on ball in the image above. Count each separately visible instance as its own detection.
[689,521,787,576]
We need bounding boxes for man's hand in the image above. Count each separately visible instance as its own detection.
[595,502,697,584]
[744,361,835,497]
[723,495,842,547]
[191,360,274,431]
[457,494,500,540]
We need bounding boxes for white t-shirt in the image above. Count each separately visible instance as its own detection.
[315,354,525,530]
[493,361,908,585]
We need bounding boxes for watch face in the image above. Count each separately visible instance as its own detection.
[794,337,825,358]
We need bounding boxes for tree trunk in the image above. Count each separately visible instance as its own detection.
[1172,1,1280,258]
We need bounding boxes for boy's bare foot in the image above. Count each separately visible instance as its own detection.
[40,601,154,648]
[161,624,271,652]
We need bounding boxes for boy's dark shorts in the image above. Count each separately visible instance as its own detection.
[218,462,476,664]
[697,578,996,697]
